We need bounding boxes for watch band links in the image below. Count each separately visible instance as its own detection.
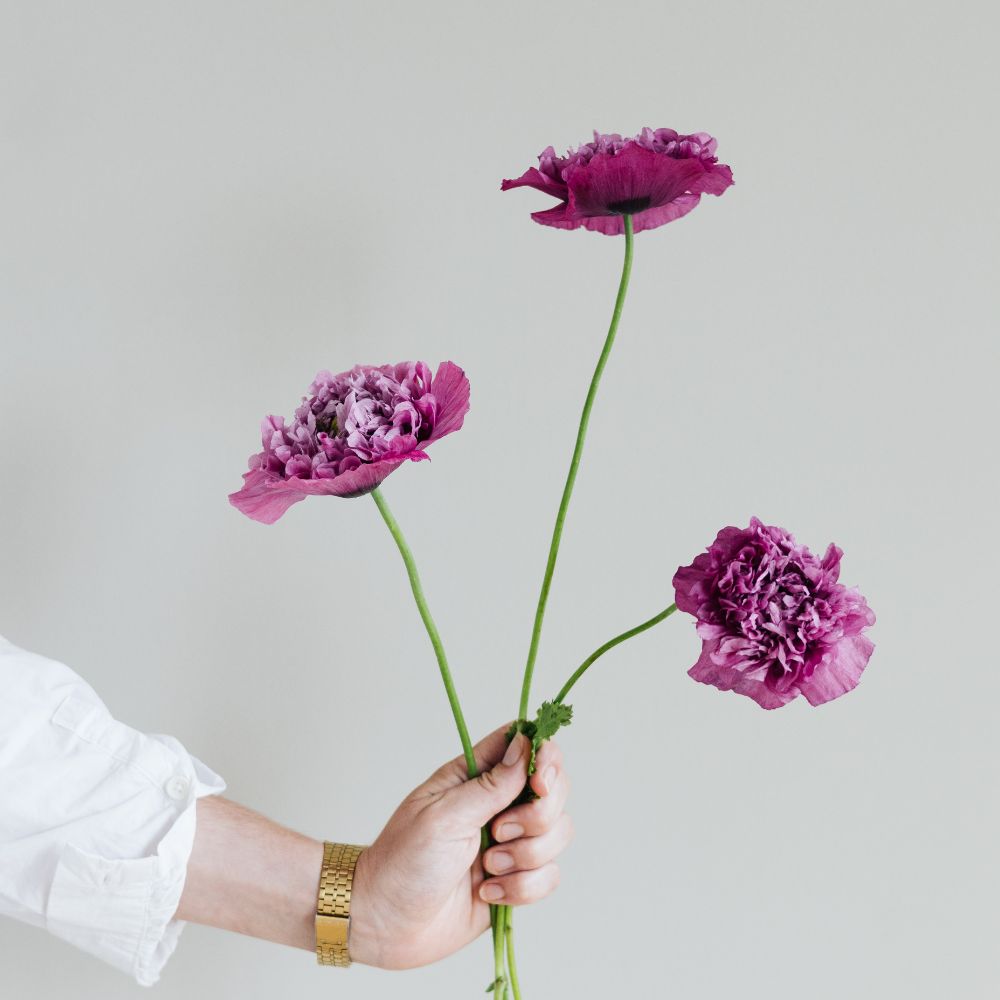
[315,841,365,967]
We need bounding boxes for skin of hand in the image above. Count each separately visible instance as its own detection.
[176,726,571,971]
[349,726,572,970]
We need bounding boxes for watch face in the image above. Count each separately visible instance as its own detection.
[316,913,350,946]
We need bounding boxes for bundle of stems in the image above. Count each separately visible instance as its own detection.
[373,216,679,997]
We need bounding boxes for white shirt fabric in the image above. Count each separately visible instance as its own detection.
[0,635,225,986]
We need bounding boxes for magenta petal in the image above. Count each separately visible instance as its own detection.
[229,470,307,525]
[694,162,734,196]
[567,145,707,217]
[627,195,702,234]
[557,197,702,235]
[672,558,711,616]
[500,166,567,200]
[577,214,630,235]
[282,459,407,499]
[526,203,595,231]
[230,457,414,518]
[799,635,874,707]
[429,361,471,441]
[688,639,797,710]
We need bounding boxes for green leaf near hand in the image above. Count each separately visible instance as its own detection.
[507,701,573,777]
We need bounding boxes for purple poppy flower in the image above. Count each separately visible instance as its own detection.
[672,518,875,709]
[502,128,733,235]
[230,361,469,524]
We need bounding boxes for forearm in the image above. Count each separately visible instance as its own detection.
[171,731,571,973]
[176,796,322,951]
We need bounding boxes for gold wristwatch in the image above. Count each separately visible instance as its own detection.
[315,842,365,967]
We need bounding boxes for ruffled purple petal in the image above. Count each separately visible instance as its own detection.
[672,525,748,616]
[695,162,734,196]
[529,203,587,231]
[688,638,798,710]
[229,455,425,523]
[428,361,471,442]
[228,470,308,525]
[556,196,703,235]
[672,555,712,617]
[798,634,875,707]
[627,195,702,234]
[279,457,412,499]
[500,166,568,200]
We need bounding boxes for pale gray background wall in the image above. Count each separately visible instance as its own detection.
[1,1,997,997]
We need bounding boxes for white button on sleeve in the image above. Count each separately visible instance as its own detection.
[0,635,226,986]
[164,776,192,801]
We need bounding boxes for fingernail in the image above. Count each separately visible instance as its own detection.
[502,734,525,767]
[542,766,557,793]
[480,883,505,902]
[498,822,524,841]
[490,851,514,873]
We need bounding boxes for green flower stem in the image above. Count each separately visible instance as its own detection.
[518,214,636,721]
[505,910,522,1000]
[554,602,678,705]
[371,487,477,778]
[493,903,508,998]
[371,489,511,991]
[486,830,501,975]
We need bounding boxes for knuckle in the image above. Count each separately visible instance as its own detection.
[524,867,557,902]
[507,806,531,829]
[517,816,540,838]
[514,879,536,904]
[519,839,542,868]
[525,818,546,840]
[493,811,520,839]
[477,769,501,794]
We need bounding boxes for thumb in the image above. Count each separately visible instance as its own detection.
[441,733,530,829]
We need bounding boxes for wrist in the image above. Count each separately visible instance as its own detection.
[340,846,382,967]
[315,841,371,968]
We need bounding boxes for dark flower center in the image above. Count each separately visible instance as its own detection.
[607,197,651,215]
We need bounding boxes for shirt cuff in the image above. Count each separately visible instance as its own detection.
[44,696,225,986]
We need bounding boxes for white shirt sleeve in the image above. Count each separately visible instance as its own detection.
[0,634,226,986]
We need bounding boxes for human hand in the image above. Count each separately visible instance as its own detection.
[349,725,573,970]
